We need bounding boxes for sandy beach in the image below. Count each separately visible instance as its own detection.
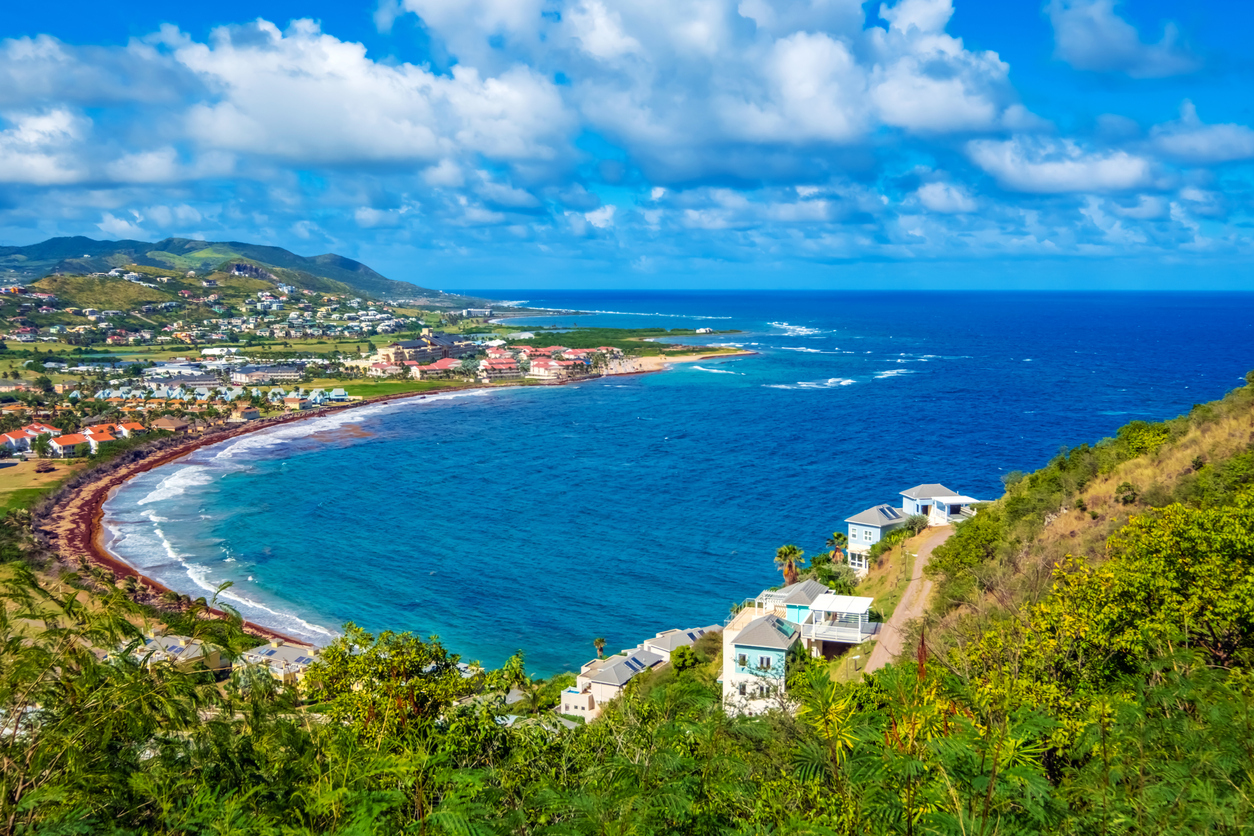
[32,349,755,645]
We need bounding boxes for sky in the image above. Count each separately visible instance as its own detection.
[1,0,1252,290]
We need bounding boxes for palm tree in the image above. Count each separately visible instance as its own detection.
[593,637,606,659]
[825,531,848,564]
[774,544,804,586]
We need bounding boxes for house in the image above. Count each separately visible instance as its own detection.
[409,357,462,380]
[1,431,33,451]
[230,366,302,385]
[720,614,799,716]
[48,433,91,457]
[900,484,954,517]
[116,422,146,438]
[367,363,402,378]
[152,416,191,433]
[560,647,663,721]
[283,396,310,411]
[328,388,349,402]
[800,594,878,657]
[129,633,224,673]
[237,640,320,686]
[642,625,721,663]
[22,422,61,437]
[230,406,261,422]
[845,504,910,571]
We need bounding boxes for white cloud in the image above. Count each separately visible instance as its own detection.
[915,181,976,213]
[1046,0,1197,78]
[566,0,642,59]
[0,109,88,185]
[355,207,405,228]
[1152,101,1254,164]
[967,137,1152,193]
[585,205,616,228]
[97,211,147,238]
[168,19,573,168]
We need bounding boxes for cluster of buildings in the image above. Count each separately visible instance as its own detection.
[1,420,147,457]
[123,633,320,686]
[3,276,430,346]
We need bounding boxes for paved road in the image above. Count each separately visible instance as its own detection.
[865,526,953,674]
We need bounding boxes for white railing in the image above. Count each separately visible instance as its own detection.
[802,622,873,644]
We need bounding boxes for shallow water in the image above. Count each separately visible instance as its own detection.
[103,291,1254,673]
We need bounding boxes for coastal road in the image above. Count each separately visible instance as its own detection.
[865,525,953,674]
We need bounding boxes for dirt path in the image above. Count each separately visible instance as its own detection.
[865,525,953,673]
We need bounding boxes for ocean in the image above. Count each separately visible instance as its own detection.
[101,291,1254,673]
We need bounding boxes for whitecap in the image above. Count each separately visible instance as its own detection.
[691,366,744,375]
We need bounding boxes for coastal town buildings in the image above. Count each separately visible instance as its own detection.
[846,484,981,571]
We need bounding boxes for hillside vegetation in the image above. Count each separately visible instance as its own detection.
[0,235,476,303]
[1,375,1253,834]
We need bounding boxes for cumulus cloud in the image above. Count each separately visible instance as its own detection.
[967,137,1152,193]
[169,20,574,168]
[1046,0,1197,78]
[0,109,88,185]
[915,181,977,213]
[1152,101,1254,164]
[97,211,147,238]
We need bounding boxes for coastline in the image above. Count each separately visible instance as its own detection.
[38,349,755,647]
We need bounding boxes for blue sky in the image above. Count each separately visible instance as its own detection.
[1,0,1252,289]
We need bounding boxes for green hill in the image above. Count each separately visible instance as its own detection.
[0,236,469,303]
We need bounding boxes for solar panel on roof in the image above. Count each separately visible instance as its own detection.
[773,620,796,637]
[882,507,901,519]
[294,656,313,665]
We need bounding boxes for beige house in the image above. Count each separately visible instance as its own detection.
[237,639,320,686]
[560,647,663,721]
[129,633,224,673]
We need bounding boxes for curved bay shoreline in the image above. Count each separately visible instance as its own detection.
[39,350,754,648]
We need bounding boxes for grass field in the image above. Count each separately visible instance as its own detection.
[0,459,88,511]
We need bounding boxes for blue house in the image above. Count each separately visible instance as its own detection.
[721,614,799,714]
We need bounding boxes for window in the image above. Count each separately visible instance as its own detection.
[758,655,772,670]
[737,653,747,667]
[864,528,873,541]
[738,683,746,696]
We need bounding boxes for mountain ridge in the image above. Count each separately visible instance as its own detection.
[0,236,459,303]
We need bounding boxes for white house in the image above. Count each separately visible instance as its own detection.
[900,484,980,525]
[642,625,720,663]
[560,647,663,720]
[844,504,909,571]
[237,640,320,686]
[800,594,878,656]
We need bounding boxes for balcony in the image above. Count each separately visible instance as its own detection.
[801,621,880,644]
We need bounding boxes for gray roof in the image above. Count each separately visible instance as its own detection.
[585,649,662,686]
[901,483,954,499]
[240,642,319,668]
[644,625,721,653]
[733,615,800,651]
[845,504,908,528]
[777,579,831,606]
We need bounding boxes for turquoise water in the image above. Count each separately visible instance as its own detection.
[102,292,1254,673]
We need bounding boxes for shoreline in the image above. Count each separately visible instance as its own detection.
[38,349,756,647]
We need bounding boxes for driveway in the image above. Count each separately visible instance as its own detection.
[864,525,953,674]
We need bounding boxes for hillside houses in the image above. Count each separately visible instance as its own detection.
[844,483,981,572]
[722,580,880,716]
[561,624,718,720]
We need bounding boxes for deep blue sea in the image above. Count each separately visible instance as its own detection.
[102,292,1254,673]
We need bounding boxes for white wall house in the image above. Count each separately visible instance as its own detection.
[560,647,663,721]
[844,504,909,571]
[900,484,980,525]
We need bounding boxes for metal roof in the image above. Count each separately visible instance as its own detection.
[585,649,663,686]
[845,504,908,527]
[733,615,800,651]
[900,484,955,499]
[811,593,874,615]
